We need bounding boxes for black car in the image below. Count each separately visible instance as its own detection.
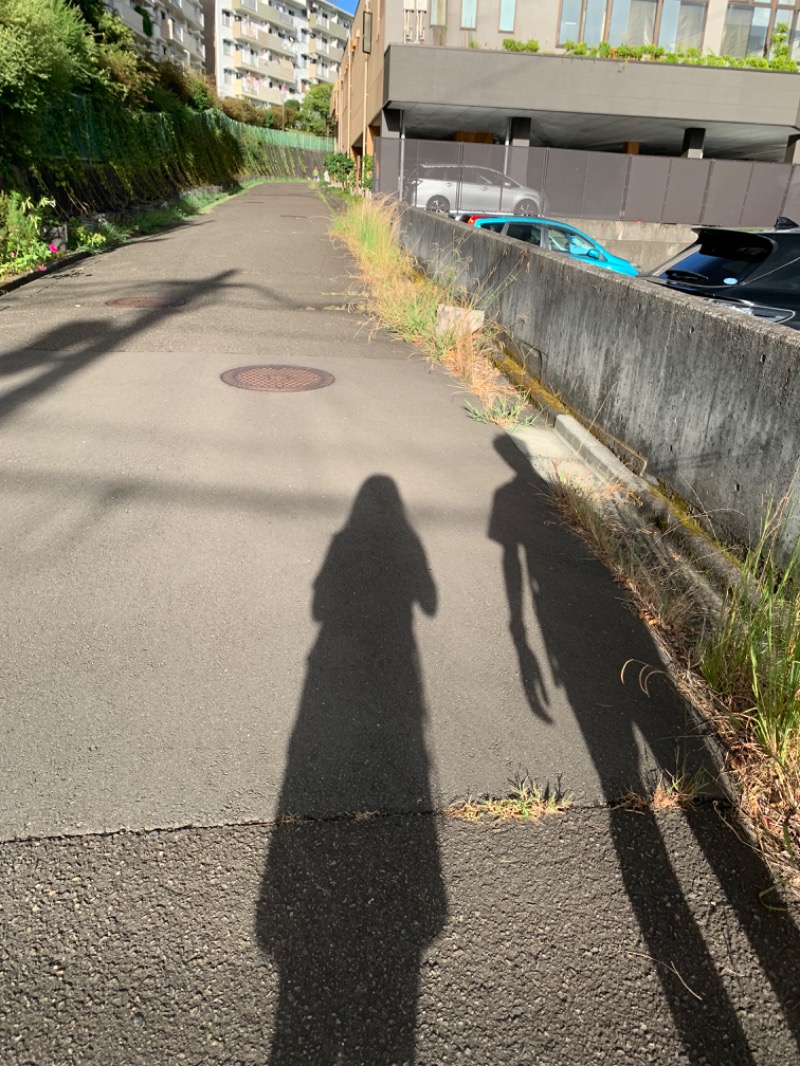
[643,226,800,329]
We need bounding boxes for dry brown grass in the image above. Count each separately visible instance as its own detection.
[616,767,710,813]
[330,197,528,419]
[553,475,800,890]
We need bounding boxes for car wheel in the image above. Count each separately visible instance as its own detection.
[515,198,539,217]
[426,195,451,214]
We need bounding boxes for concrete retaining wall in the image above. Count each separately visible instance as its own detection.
[557,219,697,273]
[396,206,800,558]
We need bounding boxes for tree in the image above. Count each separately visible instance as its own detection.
[284,97,301,127]
[324,151,355,187]
[0,0,96,163]
[297,82,332,136]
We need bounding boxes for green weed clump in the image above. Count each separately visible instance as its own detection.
[331,198,450,352]
[330,197,529,411]
[0,192,58,278]
[448,774,571,822]
[555,473,800,876]
[701,512,800,771]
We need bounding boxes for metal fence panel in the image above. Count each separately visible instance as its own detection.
[621,156,670,221]
[740,163,793,227]
[662,159,712,224]
[780,168,800,224]
[540,150,591,217]
[701,161,754,226]
[400,139,463,209]
[579,153,630,220]
[519,146,549,199]
[376,137,800,227]
[374,137,400,196]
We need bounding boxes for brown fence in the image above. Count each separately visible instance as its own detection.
[374,137,800,227]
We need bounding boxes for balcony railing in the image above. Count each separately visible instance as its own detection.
[182,0,204,31]
[309,14,349,41]
[107,0,147,39]
[262,85,286,105]
[263,60,295,82]
[264,5,294,29]
[234,49,263,73]
[308,63,335,83]
[233,21,262,45]
[264,31,296,56]
[232,0,263,15]
[233,76,267,101]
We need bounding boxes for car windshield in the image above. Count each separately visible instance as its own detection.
[655,236,770,286]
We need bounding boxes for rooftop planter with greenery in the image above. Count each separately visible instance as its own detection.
[501,22,798,71]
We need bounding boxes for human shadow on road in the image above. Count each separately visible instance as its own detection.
[256,475,447,1065]
[489,433,800,1064]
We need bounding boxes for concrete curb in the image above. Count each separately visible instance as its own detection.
[545,410,743,597]
[553,414,642,492]
[0,250,93,297]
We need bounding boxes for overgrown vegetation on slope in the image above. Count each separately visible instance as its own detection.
[0,0,329,277]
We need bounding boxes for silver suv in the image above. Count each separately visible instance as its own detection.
[403,164,542,216]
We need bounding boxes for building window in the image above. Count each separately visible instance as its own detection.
[608,0,657,44]
[559,0,607,43]
[561,0,707,47]
[431,0,446,25]
[499,0,516,31]
[721,1,797,55]
[461,0,478,29]
[659,0,705,49]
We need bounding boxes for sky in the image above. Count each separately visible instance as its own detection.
[336,0,359,14]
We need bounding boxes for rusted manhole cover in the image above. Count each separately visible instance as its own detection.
[220,365,335,392]
[106,296,184,308]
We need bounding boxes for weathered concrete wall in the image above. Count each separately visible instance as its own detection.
[396,206,800,557]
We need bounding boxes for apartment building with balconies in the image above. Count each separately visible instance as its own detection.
[202,0,351,107]
[105,0,206,71]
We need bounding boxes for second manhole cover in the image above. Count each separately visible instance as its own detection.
[220,365,335,392]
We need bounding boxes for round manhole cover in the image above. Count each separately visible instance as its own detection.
[220,365,335,392]
[106,296,185,308]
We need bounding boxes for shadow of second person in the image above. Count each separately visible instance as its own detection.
[257,475,447,1065]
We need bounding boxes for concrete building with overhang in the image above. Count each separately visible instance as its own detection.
[331,0,800,167]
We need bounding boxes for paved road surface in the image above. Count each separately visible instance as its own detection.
[1,184,798,1064]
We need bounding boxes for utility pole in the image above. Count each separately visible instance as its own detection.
[361,1,372,185]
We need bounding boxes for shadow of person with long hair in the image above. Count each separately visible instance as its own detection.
[256,475,447,1065]
[488,433,800,1063]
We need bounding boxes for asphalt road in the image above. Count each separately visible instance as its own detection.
[1,183,799,1064]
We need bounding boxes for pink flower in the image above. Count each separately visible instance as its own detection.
[48,243,58,253]
[37,264,46,271]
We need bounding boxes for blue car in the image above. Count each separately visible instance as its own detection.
[470,216,639,277]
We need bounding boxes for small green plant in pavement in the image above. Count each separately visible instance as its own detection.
[448,773,571,822]
[466,396,539,427]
